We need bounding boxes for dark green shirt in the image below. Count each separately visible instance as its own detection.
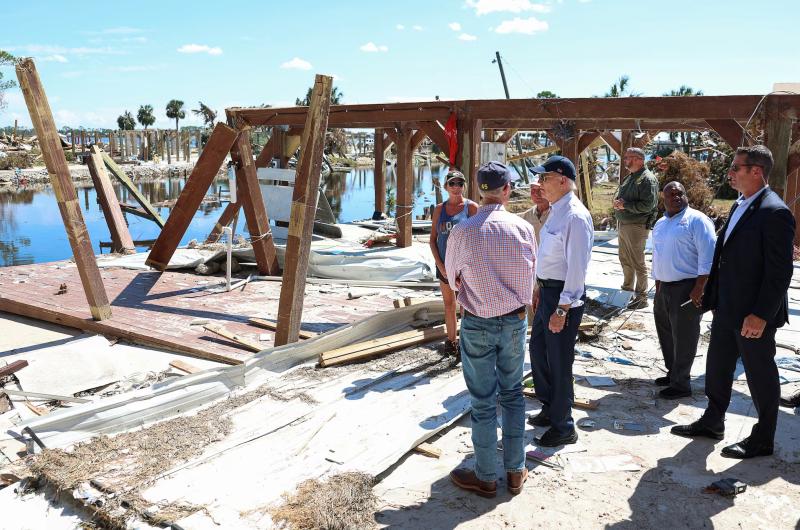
[614,167,658,225]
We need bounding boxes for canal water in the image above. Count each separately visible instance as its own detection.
[0,164,451,267]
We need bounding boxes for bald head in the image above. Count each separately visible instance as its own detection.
[662,181,688,216]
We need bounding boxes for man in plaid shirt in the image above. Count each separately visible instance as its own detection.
[445,161,536,498]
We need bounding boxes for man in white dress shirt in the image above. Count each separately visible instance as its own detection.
[651,181,716,399]
[527,156,594,447]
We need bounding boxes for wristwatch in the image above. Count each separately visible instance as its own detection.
[555,307,568,317]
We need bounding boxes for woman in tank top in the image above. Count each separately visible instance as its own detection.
[429,170,479,356]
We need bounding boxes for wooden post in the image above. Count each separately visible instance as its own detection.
[166,131,172,164]
[458,116,482,202]
[145,123,239,270]
[102,152,166,227]
[228,124,280,275]
[764,96,795,199]
[206,202,241,243]
[87,146,135,254]
[395,127,414,247]
[619,131,632,180]
[374,129,386,217]
[579,151,594,211]
[274,74,333,346]
[15,58,111,320]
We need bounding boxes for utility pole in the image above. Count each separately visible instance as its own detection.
[493,51,528,182]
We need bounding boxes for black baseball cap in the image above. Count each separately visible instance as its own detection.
[530,155,576,181]
[477,161,519,191]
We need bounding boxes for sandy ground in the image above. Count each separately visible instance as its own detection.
[0,238,799,528]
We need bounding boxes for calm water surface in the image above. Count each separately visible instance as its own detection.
[0,164,449,267]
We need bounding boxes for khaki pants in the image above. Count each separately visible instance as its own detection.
[618,222,649,295]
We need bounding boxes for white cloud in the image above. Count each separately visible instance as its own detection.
[459,33,478,41]
[177,43,222,55]
[466,0,551,15]
[360,42,388,52]
[413,25,424,31]
[494,16,549,34]
[41,54,68,63]
[448,22,462,31]
[396,24,405,30]
[280,57,312,70]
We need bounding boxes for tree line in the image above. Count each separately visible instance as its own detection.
[116,100,217,134]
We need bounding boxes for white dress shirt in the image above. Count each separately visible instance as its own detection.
[652,206,716,282]
[724,186,767,244]
[536,191,594,307]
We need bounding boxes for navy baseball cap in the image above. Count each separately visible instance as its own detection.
[477,161,519,191]
[530,155,576,181]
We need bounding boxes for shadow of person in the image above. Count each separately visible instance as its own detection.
[607,404,800,529]
[374,454,517,529]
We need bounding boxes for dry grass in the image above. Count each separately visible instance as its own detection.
[270,472,377,530]
[26,382,317,528]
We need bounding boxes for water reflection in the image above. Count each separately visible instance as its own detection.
[0,163,447,267]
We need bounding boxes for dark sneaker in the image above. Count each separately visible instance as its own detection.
[527,412,551,427]
[654,376,670,386]
[449,468,497,498]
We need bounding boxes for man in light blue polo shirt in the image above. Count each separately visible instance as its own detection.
[651,181,716,399]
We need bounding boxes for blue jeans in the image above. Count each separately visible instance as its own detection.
[460,311,527,482]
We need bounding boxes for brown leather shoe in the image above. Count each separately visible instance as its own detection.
[449,468,497,498]
[507,467,528,495]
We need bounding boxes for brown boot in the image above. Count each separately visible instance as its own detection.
[449,468,497,498]
[507,467,528,495]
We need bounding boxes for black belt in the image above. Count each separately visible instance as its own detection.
[537,278,565,289]
[464,306,526,319]
[660,277,696,286]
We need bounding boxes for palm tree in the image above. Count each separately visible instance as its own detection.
[604,75,641,97]
[536,90,558,98]
[663,86,704,151]
[117,111,135,130]
[0,50,17,111]
[165,99,186,137]
[295,86,343,106]
[192,101,217,128]
[137,105,155,129]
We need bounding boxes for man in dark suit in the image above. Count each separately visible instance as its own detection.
[671,145,796,459]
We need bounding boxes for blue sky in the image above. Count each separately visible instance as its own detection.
[1,0,798,130]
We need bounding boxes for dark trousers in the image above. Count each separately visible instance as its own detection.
[653,278,702,392]
[700,316,780,444]
[530,285,585,435]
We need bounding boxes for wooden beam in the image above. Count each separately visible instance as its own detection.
[414,442,442,458]
[206,202,240,243]
[248,317,317,339]
[15,58,111,321]
[416,121,450,158]
[395,127,414,247]
[577,132,601,154]
[384,128,399,146]
[579,151,594,212]
[254,129,280,168]
[374,128,386,216]
[496,128,519,144]
[146,123,239,270]
[459,116,482,202]
[203,325,262,352]
[705,119,748,149]
[411,129,427,150]
[764,96,796,198]
[600,132,622,156]
[505,144,559,162]
[169,359,201,374]
[228,95,800,128]
[229,127,280,275]
[619,131,632,180]
[274,74,333,346]
[87,146,135,255]
[319,325,447,367]
[102,152,166,228]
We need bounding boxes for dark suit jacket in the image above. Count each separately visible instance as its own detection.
[702,188,795,329]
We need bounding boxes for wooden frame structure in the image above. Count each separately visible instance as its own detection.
[226,94,800,249]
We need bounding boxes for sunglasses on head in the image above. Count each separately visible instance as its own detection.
[447,179,465,187]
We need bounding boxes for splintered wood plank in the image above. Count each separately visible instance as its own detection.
[228,126,279,275]
[319,325,447,367]
[274,74,333,346]
[206,202,240,243]
[87,146,135,254]
[15,58,111,321]
[248,317,317,339]
[102,152,165,228]
[146,123,239,270]
[202,325,263,352]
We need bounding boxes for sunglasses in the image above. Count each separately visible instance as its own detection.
[729,163,763,172]
[447,180,465,187]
